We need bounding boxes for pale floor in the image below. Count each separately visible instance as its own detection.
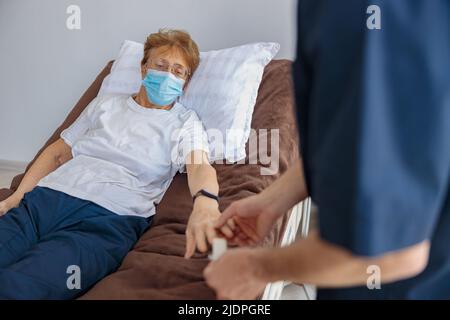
[0,167,315,300]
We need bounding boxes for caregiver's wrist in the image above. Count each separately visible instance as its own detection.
[253,247,281,283]
[257,190,289,220]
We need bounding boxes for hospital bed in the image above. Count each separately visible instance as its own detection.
[0,59,311,299]
[262,198,313,300]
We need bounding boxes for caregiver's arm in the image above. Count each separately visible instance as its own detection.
[0,138,72,215]
[207,155,428,296]
[204,231,430,299]
[184,150,233,258]
[259,231,429,287]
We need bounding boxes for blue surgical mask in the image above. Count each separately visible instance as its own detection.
[142,69,185,106]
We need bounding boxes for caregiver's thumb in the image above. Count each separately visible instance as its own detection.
[214,202,239,228]
[215,196,260,228]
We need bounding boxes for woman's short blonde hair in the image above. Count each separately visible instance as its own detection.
[141,28,200,77]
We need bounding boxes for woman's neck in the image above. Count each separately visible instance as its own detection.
[133,87,173,110]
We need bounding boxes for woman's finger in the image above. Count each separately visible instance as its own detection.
[185,229,196,259]
[219,225,234,239]
[206,223,217,245]
[227,218,236,230]
[194,225,208,253]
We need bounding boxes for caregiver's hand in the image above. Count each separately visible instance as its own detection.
[214,193,282,247]
[204,247,269,299]
[185,197,234,259]
[0,193,23,216]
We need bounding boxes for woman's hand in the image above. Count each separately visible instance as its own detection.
[185,197,234,259]
[0,193,23,216]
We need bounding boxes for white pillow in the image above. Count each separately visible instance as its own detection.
[98,40,280,162]
[99,40,143,95]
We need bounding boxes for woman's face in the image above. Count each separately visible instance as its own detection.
[141,45,191,89]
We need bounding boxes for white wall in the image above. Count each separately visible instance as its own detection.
[0,0,297,162]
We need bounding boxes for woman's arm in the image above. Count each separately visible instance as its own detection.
[0,138,73,215]
[186,150,219,201]
[184,150,233,258]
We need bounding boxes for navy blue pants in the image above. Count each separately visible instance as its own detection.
[0,186,151,299]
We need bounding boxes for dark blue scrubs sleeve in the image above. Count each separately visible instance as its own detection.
[294,0,450,256]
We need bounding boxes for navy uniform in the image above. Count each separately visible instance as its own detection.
[294,0,450,298]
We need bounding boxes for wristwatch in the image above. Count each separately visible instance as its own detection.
[193,189,219,204]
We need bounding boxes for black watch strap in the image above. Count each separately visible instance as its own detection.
[193,189,219,203]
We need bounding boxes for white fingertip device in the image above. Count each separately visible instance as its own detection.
[209,238,227,261]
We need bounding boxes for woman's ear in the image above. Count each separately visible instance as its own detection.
[141,64,146,79]
[183,79,190,92]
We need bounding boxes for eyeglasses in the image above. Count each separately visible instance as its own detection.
[148,59,190,80]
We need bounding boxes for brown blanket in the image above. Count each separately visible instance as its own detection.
[0,59,299,299]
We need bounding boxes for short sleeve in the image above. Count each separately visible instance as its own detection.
[60,97,101,147]
[176,111,210,173]
[295,0,450,256]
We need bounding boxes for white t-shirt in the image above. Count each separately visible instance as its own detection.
[37,95,210,218]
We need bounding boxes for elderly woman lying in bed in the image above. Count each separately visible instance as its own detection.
[0,29,232,299]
